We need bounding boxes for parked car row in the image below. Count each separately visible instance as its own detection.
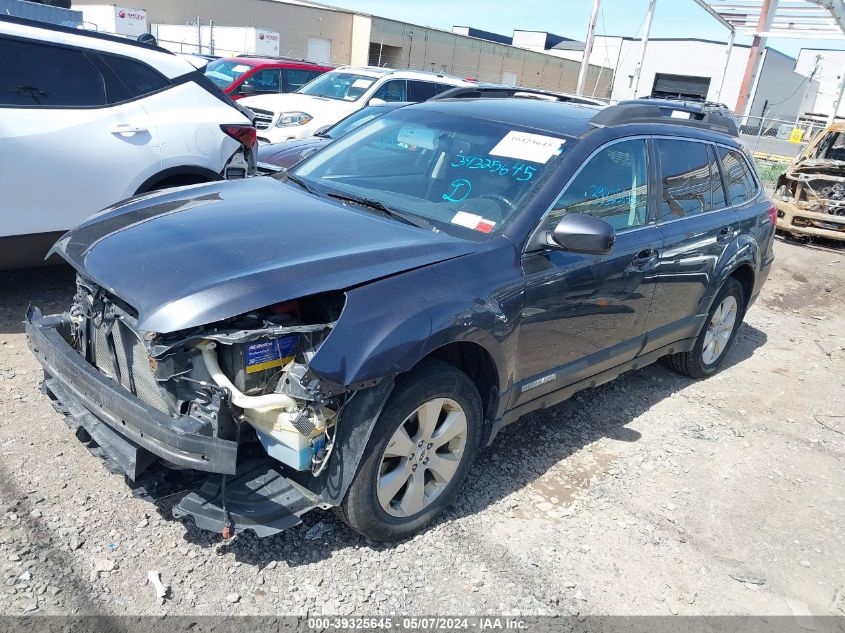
[203,55,332,100]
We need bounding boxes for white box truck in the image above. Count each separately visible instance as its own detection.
[152,24,281,57]
[74,4,147,38]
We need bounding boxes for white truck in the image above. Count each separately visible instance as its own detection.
[74,4,147,37]
[152,24,281,57]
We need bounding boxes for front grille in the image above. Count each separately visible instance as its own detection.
[251,107,275,130]
[90,317,170,413]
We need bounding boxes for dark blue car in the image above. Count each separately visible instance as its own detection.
[27,97,775,541]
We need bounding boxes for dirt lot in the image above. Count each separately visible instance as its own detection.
[0,237,843,618]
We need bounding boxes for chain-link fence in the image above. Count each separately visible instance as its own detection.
[738,115,827,160]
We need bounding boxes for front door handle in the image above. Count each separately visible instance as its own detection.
[110,124,147,135]
[717,225,736,244]
[630,248,659,270]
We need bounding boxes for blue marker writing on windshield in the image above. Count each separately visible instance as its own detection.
[442,178,472,202]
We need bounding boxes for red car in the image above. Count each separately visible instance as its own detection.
[204,56,332,100]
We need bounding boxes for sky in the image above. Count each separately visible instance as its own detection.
[324,0,844,58]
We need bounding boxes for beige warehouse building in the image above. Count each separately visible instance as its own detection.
[72,0,612,98]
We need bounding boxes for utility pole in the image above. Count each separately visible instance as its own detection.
[735,0,779,117]
[796,54,821,125]
[631,0,657,98]
[576,0,601,96]
[195,16,202,55]
[714,29,735,103]
[829,71,845,125]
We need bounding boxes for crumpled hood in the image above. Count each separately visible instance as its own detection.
[51,178,476,334]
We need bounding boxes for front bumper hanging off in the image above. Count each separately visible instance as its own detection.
[26,306,239,475]
[25,305,321,536]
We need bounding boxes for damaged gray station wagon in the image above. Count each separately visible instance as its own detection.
[27,97,775,541]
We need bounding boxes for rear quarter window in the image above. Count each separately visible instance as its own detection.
[98,54,170,100]
[717,146,758,206]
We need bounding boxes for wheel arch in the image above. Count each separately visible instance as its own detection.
[135,166,220,194]
[416,340,501,432]
[727,262,755,311]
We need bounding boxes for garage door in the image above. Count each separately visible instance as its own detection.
[307,37,331,65]
[651,73,711,101]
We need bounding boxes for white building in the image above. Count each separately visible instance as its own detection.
[512,31,817,121]
[795,48,845,120]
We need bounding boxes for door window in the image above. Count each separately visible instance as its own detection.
[245,69,282,95]
[0,37,106,107]
[717,147,758,206]
[285,69,322,92]
[372,79,408,102]
[656,139,717,220]
[547,139,649,232]
[408,80,438,102]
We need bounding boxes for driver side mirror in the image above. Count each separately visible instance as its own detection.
[368,97,387,106]
[549,214,615,255]
[238,83,256,96]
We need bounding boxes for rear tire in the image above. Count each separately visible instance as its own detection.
[338,360,482,542]
[667,277,745,379]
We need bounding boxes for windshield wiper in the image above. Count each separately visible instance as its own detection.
[283,172,317,195]
[326,192,433,230]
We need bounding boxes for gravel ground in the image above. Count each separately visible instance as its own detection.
[0,237,843,618]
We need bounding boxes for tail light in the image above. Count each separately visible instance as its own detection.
[221,124,257,150]
[767,203,777,226]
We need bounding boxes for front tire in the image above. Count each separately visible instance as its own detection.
[667,277,745,379]
[338,360,482,541]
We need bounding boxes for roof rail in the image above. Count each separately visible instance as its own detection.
[433,85,604,105]
[591,99,739,137]
[0,13,174,56]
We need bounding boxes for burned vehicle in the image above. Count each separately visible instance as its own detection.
[27,98,774,541]
[775,122,845,241]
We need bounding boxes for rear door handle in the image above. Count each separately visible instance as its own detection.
[110,124,147,135]
[630,248,659,270]
[717,225,736,244]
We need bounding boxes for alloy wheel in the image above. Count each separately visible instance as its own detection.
[376,397,468,517]
[702,295,738,365]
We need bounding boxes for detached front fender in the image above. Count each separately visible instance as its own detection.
[308,280,433,389]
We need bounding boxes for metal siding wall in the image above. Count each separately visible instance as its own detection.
[371,17,611,97]
[0,0,82,25]
[749,50,817,121]
[72,0,354,64]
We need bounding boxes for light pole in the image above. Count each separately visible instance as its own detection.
[576,0,601,96]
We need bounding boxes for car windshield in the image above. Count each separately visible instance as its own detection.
[297,72,377,101]
[205,60,254,88]
[808,131,845,161]
[292,108,571,238]
[324,105,397,139]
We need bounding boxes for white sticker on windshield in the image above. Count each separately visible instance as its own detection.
[352,78,374,89]
[232,64,251,73]
[451,211,496,233]
[489,131,565,164]
[397,126,435,150]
